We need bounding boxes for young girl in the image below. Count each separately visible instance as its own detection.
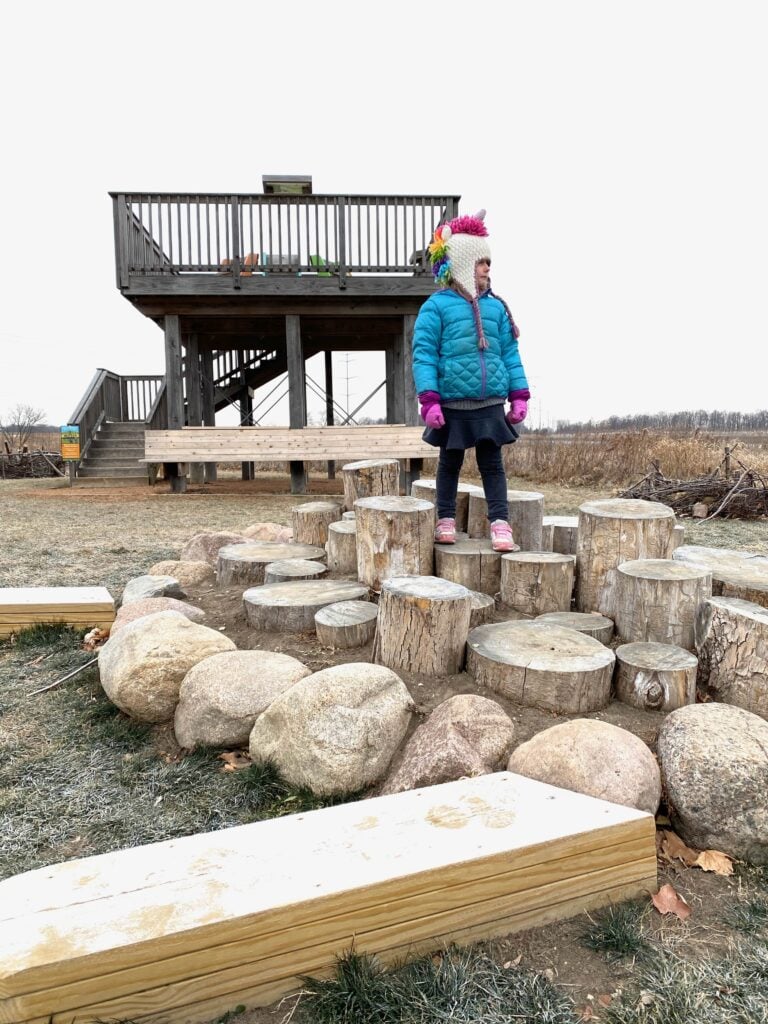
[411,210,530,552]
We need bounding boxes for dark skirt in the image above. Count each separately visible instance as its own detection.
[422,403,518,450]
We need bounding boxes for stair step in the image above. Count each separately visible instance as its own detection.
[78,466,147,478]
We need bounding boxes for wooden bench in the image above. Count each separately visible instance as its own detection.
[143,425,437,493]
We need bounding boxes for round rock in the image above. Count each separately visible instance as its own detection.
[180,531,249,566]
[111,597,205,636]
[147,560,214,587]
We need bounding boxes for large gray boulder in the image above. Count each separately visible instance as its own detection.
[174,650,311,750]
[381,694,515,795]
[98,611,236,723]
[249,663,414,796]
[121,575,186,605]
[111,597,205,636]
[147,560,214,587]
[180,532,249,566]
[658,702,768,864]
[507,718,661,814]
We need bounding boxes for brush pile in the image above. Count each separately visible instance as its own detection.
[0,450,64,479]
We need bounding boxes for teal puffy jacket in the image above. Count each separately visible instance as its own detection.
[412,289,528,400]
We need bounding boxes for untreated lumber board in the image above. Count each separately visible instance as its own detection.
[0,587,115,638]
[0,773,656,1024]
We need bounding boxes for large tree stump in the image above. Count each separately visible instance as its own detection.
[535,611,614,645]
[315,600,378,649]
[614,642,697,712]
[217,542,326,587]
[667,523,685,557]
[467,621,615,713]
[342,459,400,511]
[500,552,575,615]
[326,520,358,573]
[264,559,328,584]
[243,580,369,633]
[291,501,343,547]
[342,510,357,521]
[434,539,501,597]
[695,596,768,718]
[410,478,481,532]
[542,516,579,555]
[469,590,496,628]
[467,490,544,550]
[576,498,676,616]
[355,496,434,592]
[674,544,768,609]
[614,558,711,651]
[373,575,471,675]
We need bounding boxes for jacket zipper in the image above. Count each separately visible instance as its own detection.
[478,297,487,397]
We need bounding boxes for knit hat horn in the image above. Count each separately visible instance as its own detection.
[428,209,491,348]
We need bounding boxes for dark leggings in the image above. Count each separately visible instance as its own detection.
[436,440,509,522]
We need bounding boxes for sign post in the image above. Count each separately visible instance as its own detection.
[60,425,80,488]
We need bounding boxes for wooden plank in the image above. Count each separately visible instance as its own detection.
[1,773,654,1021]
[0,588,114,608]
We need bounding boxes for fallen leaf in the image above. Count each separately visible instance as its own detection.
[597,993,613,1007]
[659,829,700,867]
[694,849,734,875]
[218,750,252,772]
[82,627,110,651]
[503,955,522,968]
[579,1006,594,1021]
[652,883,692,920]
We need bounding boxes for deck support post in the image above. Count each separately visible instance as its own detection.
[200,347,217,482]
[185,334,204,484]
[164,315,186,493]
[286,315,307,494]
[324,350,335,480]
[392,316,419,493]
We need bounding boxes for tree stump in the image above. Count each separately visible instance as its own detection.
[434,539,501,597]
[500,552,575,615]
[315,600,379,649]
[576,498,676,616]
[326,520,358,573]
[373,575,471,676]
[264,559,328,584]
[695,596,768,718]
[341,459,400,511]
[243,580,369,633]
[674,545,768,609]
[342,510,356,521]
[535,611,614,645]
[355,496,434,592]
[667,523,685,557]
[614,642,697,711]
[291,501,343,546]
[466,621,615,713]
[614,558,711,651]
[469,590,496,628]
[467,490,544,550]
[542,516,579,555]
[217,542,326,587]
[410,478,481,532]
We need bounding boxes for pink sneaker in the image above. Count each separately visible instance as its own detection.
[490,520,520,553]
[434,517,456,544]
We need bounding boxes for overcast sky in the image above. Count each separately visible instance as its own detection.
[2,0,766,431]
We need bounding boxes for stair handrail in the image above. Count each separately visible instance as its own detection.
[68,369,122,467]
[145,379,168,430]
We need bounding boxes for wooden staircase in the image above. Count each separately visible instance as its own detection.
[76,422,147,484]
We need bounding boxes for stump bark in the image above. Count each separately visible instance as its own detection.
[614,558,711,651]
[535,611,614,644]
[674,545,768,609]
[315,600,378,648]
[410,478,481,532]
[467,490,544,550]
[576,498,676,616]
[264,559,328,584]
[326,520,358,573]
[355,496,434,592]
[500,552,576,615]
[614,642,697,711]
[434,539,501,597]
[466,621,615,713]
[243,580,369,633]
[542,516,579,555]
[341,459,400,511]
[217,542,326,587]
[291,502,343,547]
[695,596,768,719]
[468,590,496,628]
[373,575,471,676]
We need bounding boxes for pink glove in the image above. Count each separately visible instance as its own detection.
[506,399,528,425]
[419,391,445,429]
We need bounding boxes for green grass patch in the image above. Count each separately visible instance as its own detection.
[581,901,651,963]
[10,622,86,649]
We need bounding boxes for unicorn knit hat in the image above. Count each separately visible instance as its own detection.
[428,209,491,299]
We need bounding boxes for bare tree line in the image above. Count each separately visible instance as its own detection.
[552,409,768,434]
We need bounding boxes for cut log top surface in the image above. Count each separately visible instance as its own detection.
[673,545,768,584]
[468,621,615,671]
[342,459,399,471]
[291,501,342,514]
[543,516,579,527]
[502,552,576,565]
[0,587,114,608]
[411,479,482,494]
[506,490,545,502]
[579,498,675,520]
[218,542,326,562]
[535,612,614,631]
[328,520,357,535]
[438,539,498,555]
[616,642,698,670]
[704,595,768,625]
[314,601,379,626]
[617,559,711,581]
[0,771,651,974]
[382,575,471,600]
[264,559,327,576]
[355,496,434,512]
[243,580,368,607]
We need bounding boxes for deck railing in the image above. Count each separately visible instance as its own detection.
[111,193,459,288]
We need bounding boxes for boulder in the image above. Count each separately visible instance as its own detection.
[657,703,768,864]
[174,651,311,750]
[249,663,414,796]
[507,718,661,815]
[121,575,187,605]
[241,522,293,542]
[147,560,214,586]
[381,694,515,796]
[180,532,249,566]
[111,597,205,636]
[98,611,236,723]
